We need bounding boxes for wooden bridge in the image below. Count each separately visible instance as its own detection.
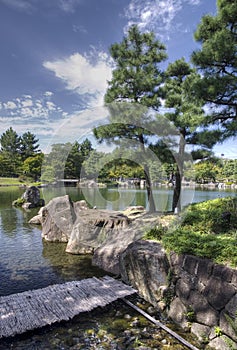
[0,276,136,339]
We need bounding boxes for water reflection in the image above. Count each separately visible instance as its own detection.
[42,240,106,281]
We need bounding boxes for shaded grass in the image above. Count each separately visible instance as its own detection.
[144,197,237,267]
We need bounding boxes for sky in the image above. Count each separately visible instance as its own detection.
[0,0,236,159]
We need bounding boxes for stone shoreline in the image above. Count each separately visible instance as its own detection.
[30,195,237,350]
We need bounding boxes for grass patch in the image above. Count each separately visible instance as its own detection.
[0,177,41,187]
[0,177,23,185]
[144,197,237,267]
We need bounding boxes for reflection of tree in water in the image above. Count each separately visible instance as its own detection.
[0,262,65,296]
[42,240,106,281]
[0,208,18,236]
[0,188,25,209]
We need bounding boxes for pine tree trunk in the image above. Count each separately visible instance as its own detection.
[172,169,181,213]
[143,164,156,213]
[139,134,156,213]
[172,130,185,213]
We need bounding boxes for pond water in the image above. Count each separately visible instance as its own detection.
[1,185,236,297]
[0,185,236,349]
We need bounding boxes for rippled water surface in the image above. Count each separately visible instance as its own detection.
[0,185,235,349]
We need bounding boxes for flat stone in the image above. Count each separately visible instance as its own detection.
[191,323,211,342]
[208,335,236,350]
[168,298,188,329]
[203,276,236,310]
[66,209,130,255]
[188,290,219,326]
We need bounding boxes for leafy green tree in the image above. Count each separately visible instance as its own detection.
[65,141,83,178]
[0,127,21,155]
[20,131,40,161]
[0,127,21,176]
[82,150,105,179]
[22,153,44,181]
[65,139,93,178]
[79,138,93,159]
[221,158,237,182]
[0,154,13,176]
[190,0,237,138]
[194,160,221,183]
[94,25,167,212]
[44,143,72,180]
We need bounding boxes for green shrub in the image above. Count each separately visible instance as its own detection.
[143,224,167,241]
[12,197,25,207]
[145,197,237,267]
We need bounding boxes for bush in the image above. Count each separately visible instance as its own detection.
[12,198,25,207]
[143,224,167,241]
[145,197,237,267]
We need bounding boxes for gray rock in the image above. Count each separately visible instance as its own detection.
[188,290,219,326]
[220,294,237,341]
[41,195,76,242]
[22,186,44,207]
[28,214,42,224]
[66,209,130,255]
[191,323,211,342]
[203,276,236,310]
[168,298,188,329]
[92,220,144,275]
[208,335,237,350]
[119,240,170,305]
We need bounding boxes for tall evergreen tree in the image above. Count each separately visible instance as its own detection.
[0,127,21,176]
[94,25,167,212]
[163,58,220,211]
[0,127,21,155]
[190,0,237,138]
[20,131,40,161]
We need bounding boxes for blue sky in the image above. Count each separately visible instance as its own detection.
[0,0,235,158]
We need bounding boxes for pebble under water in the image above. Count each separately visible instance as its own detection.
[0,295,202,350]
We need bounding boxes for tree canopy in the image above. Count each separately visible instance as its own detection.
[95,25,168,212]
[190,0,237,138]
[105,24,167,109]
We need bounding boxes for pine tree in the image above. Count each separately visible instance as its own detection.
[94,25,167,212]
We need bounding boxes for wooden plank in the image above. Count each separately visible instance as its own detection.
[123,298,199,350]
[0,276,136,339]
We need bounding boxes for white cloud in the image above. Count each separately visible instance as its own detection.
[3,101,17,109]
[22,99,33,107]
[43,51,113,108]
[0,92,62,120]
[72,24,87,34]
[46,101,56,111]
[124,0,201,39]
[58,0,82,13]
[44,91,54,97]
[1,0,34,12]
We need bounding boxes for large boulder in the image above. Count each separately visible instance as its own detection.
[119,240,170,306]
[66,209,131,255]
[92,220,151,275]
[13,186,45,209]
[41,195,76,242]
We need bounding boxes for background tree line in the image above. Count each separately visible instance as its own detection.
[0,126,236,186]
[0,0,236,213]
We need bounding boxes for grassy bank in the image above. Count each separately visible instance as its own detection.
[144,197,237,267]
[0,177,40,187]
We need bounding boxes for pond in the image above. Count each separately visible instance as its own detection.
[1,185,236,297]
[0,185,236,349]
